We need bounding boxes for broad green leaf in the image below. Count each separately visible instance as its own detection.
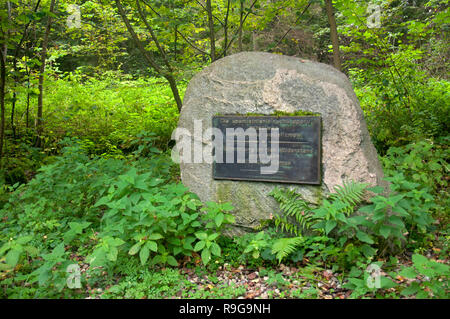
[5,249,21,267]
[148,233,163,240]
[325,220,337,235]
[399,267,417,279]
[356,231,374,244]
[195,232,207,240]
[201,248,211,265]
[167,256,178,267]
[215,213,224,227]
[128,242,142,255]
[210,243,221,257]
[146,241,158,252]
[193,241,205,252]
[139,246,150,265]
[379,225,391,239]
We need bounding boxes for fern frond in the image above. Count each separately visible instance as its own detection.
[329,181,368,215]
[273,214,300,236]
[271,237,304,263]
[270,187,315,235]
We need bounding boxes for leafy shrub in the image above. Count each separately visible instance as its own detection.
[382,139,449,199]
[92,172,235,267]
[398,254,449,299]
[0,139,234,297]
[9,75,184,157]
[269,174,437,266]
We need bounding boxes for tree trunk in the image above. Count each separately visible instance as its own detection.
[0,49,6,162]
[223,0,230,57]
[324,0,341,71]
[206,0,216,61]
[35,0,56,147]
[116,0,183,111]
[238,0,244,52]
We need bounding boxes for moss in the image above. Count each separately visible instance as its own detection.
[313,186,325,205]
[215,110,321,117]
[216,182,232,204]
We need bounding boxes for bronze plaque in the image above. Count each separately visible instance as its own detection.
[212,116,321,184]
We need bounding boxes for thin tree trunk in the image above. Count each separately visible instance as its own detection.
[11,0,41,139]
[0,49,6,162]
[324,0,341,71]
[206,0,215,61]
[116,0,183,111]
[238,0,244,52]
[223,0,230,57]
[35,0,56,147]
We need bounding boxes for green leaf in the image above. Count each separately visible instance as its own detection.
[388,215,405,228]
[167,256,178,267]
[356,231,374,244]
[139,246,150,265]
[210,243,221,256]
[325,220,337,235]
[401,282,421,296]
[194,241,205,252]
[207,233,219,241]
[128,242,142,255]
[148,233,163,240]
[5,249,21,267]
[380,277,397,289]
[107,246,118,262]
[146,241,158,252]
[195,232,207,240]
[367,186,384,194]
[399,267,417,279]
[215,213,224,227]
[361,244,377,258]
[379,225,391,239]
[201,248,211,265]
[16,236,33,245]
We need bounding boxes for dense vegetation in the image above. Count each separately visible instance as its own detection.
[0,0,448,299]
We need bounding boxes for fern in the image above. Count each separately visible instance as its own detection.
[270,187,315,236]
[270,182,369,236]
[329,180,368,215]
[271,237,304,263]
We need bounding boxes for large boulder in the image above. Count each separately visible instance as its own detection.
[176,52,385,232]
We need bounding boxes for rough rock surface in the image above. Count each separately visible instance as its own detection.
[177,52,385,232]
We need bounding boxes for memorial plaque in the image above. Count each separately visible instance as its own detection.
[212,115,321,184]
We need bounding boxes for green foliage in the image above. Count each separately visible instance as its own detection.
[382,139,449,196]
[398,254,449,299]
[93,168,235,267]
[35,76,183,154]
[339,0,450,152]
[271,237,304,264]
[102,268,188,299]
[270,173,440,267]
[29,243,71,291]
[0,236,39,271]
[329,181,369,215]
[240,231,270,260]
[0,140,234,297]
[343,261,398,299]
[269,187,315,236]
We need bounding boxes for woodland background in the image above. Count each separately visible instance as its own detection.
[0,0,448,299]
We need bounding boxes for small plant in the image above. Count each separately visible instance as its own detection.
[398,254,449,298]
[343,262,397,298]
[0,236,39,272]
[271,237,304,263]
[92,167,235,267]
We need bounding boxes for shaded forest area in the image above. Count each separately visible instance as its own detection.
[0,0,448,299]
